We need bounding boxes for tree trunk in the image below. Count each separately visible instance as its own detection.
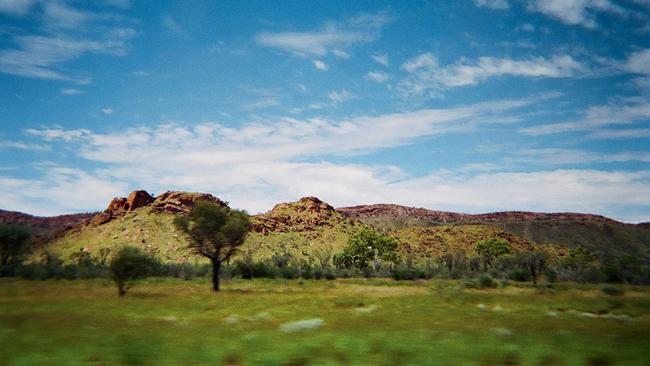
[211,258,221,292]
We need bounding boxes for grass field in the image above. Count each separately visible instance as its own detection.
[1,278,650,365]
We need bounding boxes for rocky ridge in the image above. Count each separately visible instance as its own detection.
[90,190,227,226]
[336,204,621,225]
[251,196,346,234]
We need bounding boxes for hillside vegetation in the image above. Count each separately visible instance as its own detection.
[339,204,650,261]
[42,193,552,267]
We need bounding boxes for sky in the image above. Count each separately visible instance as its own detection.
[1,0,650,222]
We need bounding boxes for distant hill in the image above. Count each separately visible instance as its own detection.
[6,191,648,264]
[0,209,95,247]
[337,204,650,261]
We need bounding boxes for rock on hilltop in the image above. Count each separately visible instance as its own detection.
[90,190,227,226]
[251,196,345,234]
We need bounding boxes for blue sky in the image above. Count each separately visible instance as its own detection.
[1,0,650,222]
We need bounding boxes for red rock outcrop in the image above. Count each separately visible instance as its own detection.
[89,190,228,225]
[90,190,155,225]
[151,191,227,214]
[251,196,343,233]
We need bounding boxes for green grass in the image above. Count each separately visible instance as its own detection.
[1,279,650,365]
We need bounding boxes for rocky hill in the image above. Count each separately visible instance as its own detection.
[37,191,229,262]
[337,204,650,260]
[11,190,647,264]
[0,209,95,246]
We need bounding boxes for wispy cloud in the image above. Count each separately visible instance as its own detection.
[474,0,510,10]
[366,71,389,83]
[513,148,650,165]
[400,53,585,96]
[520,97,650,136]
[327,89,355,104]
[624,48,650,88]
[527,0,627,28]
[313,59,328,71]
[255,12,392,57]
[10,96,650,221]
[60,88,84,95]
[162,15,189,38]
[0,1,136,82]
[0,140,47,150]
[0,0,35,16]
[371,54,389,67]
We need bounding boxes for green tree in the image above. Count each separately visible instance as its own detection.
[0,223,31,270]
[109,246,153,296]
[514,250,548,286]
[174,202,250,291]
[475,238,512,270]
[334,228,400,270]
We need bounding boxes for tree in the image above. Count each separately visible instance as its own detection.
[0,223,31,270]
[109,246,153,296]
[334,228,400,270]
[475,238,512,270]
[174,202,250,292]
[514,250,548,286]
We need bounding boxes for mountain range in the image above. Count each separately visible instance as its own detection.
[2,190,649,263]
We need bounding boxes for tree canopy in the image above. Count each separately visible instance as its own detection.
[174,202,250,291]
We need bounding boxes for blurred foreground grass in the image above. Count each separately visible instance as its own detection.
[1,278,650,365]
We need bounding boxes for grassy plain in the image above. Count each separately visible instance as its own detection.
[1,278,649,365]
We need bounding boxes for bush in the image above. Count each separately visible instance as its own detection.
[464,274,497,289]
[508,268,530,282]
[234,260,277,279]
[109,246,154,296]
[391,264,427,280]
[601,286,625,296]
[478,274,497,288]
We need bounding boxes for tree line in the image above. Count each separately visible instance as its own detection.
[2,201,649,296]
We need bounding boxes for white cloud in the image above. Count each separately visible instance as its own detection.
[0,140,47,150]
[527,0,627,28]
[624,49,650,87]
[332,49,350,59]
[0,0,35,16]
[313,59,328,71]
[520,98,650,135]
[400,53,585,96]
[474,0,510,10]
[10,97,650,221]
[255,12,392,57]
[0,166,129,216]
[587,128,650,140]
[372,54,389,67]
[102,107,114,115]
[162,15,189,38]
[25,128,90,141]
[402,52,437,73]
[242,97,280,110]
[519,23,536,32]
[514,148,650,165]
[327,89,355,104]
[366,71,390,83]
[42,1,91,30]
[0,1,136,82]
[60,88,84,95]
[0,35,131,81]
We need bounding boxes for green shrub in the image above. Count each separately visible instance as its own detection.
[601,286,625,296]
[478,274,497,288]
[109,246,154,296]
[508,268,530,282]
